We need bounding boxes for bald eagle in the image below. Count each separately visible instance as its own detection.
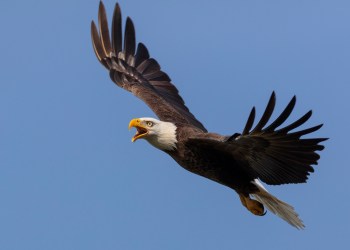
[91,1,327,229]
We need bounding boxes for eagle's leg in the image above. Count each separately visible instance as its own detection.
[239,194,266,216]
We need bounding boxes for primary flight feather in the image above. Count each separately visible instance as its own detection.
[91,1,327,229]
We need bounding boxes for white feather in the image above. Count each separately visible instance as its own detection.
[252,179,305,229]
[140,117,178,151]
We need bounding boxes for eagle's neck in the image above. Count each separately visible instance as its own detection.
[146,121,178,151]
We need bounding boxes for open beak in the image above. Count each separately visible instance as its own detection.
[128,118,149,142]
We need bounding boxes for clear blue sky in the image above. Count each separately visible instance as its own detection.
[0,0,349,249]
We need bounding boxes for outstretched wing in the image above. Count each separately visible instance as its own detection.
[186,92,327,185]
[91,2,206,132]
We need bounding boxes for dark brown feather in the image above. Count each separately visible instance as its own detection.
[91,21,109,69]
[124,17,136,64]
[134,43,150,68]
[112,3,122,56]
[264,95,296,132]
[251,92,276,133]
[98,2,112,57]
[242,107,255,136]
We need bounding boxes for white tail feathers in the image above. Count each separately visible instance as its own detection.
[252,180,305,230]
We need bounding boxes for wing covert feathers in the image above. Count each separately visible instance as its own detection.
[91,1,206,131]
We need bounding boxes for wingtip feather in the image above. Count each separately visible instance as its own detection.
[98,0,112,56]
[112,2,122,55]
[91,20,109,68]
[124,17,136,62]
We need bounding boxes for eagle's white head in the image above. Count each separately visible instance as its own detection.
[128,117,178,151]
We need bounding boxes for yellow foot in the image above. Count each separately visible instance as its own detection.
[239,194,266,216]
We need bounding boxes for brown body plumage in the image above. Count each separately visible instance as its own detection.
[91,1,327,229]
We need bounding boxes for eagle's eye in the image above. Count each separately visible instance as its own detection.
[147,121,153,127]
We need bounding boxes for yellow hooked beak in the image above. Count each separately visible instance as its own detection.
[128,118,149,142]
